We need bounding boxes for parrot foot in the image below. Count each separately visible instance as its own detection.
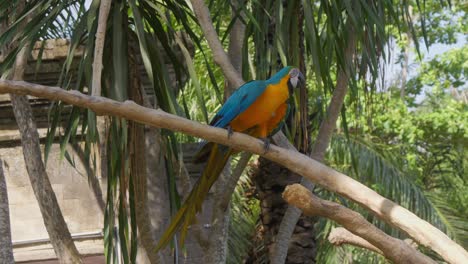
[227,126,234,139]
[261,137,271,153]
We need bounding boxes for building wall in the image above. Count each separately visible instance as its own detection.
[1,143,105,262]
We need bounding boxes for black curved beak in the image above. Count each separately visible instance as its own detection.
[298,71,305,86]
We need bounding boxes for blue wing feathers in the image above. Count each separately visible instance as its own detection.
[210,80,267,128]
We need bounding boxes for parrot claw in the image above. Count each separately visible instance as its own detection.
[261,138,271,153]
[227,126,234,139]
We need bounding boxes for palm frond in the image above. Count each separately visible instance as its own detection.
[227,170,260,264]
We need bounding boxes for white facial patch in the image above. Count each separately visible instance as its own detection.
[289,68,301,88]
[290,76,299,88]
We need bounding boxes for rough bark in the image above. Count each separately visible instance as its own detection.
[8,55,82,262]
[283,184,437,264]
[271,21,357,264]
[0,159,14,263]
[1,80,467,264]
[251,159,315,264]
[252,2,316,262]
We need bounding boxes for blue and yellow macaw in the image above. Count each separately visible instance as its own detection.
[155,66,304,250]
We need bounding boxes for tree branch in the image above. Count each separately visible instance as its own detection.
[216,152,252,212]
[91,0,111,96]
[226,0,246,94]
[283,184,436,264]
[189,0,244,88]
[0,80,467,264]
[328,227,419,256]
[329,227,384,255]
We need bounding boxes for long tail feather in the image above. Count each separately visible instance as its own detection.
[155,143,232,251]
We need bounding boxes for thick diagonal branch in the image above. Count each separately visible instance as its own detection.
[283,184,436,264]
[190,0,244,88]
[0,80,467,264]
[7,45,82,263]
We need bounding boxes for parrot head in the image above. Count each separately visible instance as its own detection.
[288,67,305,89]
[279,67,305,95]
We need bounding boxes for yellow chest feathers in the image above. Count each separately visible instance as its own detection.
[230,77,290,132]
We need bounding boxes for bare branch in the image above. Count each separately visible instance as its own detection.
[91,0,111,194]
[283,184,436,264]
[329,228,419,255]
[189,0,244,88]
[226,0,246,95]
[91,0,112,96]
[216,152,252,212]
[329,227,383,255]
[0,80,467,264]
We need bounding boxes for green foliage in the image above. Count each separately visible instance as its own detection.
[406,45,467,103]
[227,171,260,264]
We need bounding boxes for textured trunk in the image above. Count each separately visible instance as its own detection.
[252,1,316,263]
[251,159,316,264]
[0,159,14,263]
[259,19,357,264]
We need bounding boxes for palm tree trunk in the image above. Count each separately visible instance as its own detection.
[251,159,316,263]
[0,159,14,263]
[258,20,357,263]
